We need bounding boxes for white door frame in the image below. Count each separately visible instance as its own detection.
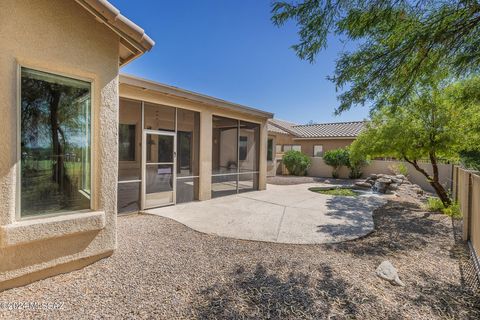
[141,129,177,210]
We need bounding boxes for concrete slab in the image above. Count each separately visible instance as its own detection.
[145,183,389,244]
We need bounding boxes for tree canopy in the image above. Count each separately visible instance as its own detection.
[271,0,480,113]
[349,77,480,205]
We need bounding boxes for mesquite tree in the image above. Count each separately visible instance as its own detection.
[350,78,480,206]
[272,0,480,114]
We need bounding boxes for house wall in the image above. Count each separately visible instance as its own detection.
[0,0,120,290]
[119,84,269,200]
[268,132,356,176]
[294,138,356,157]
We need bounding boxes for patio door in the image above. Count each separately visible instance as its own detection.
[142,130,176,209]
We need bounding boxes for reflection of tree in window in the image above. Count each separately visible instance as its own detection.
[239,136,248,160]
[119,124,135,161]
[20,68,91,216]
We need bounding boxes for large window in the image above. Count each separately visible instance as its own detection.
[20,67,91,217]
[212,116,259,198]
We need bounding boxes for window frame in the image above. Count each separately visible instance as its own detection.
[16,63,95,221]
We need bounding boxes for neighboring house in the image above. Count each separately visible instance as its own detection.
[267,119,366,176]
[1,0,272,291]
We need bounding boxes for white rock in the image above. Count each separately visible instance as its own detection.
[376,260,404,286]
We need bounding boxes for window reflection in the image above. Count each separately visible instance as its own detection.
[20,68,91,217]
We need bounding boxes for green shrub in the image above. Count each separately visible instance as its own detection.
[426,197,445,212]
[309,187,358,196]
[282,150,311,176]
[323,148,350,178]
[442,202,462,219]
[425,197,462,219]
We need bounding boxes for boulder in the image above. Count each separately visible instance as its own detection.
[376,261,404,286]
[396,174,406,180]
[355,181,372,188]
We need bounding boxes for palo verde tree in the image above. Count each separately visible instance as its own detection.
[272,0,480,113]
[350,77,480,206]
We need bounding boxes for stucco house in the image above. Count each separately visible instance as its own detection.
[267,119,366,176]
[0,0,272,291]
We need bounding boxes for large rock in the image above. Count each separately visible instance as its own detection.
[376,261,404,286]
[355,181,372,188]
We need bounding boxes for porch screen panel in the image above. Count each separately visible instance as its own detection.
[176,108,200,203]
[118,98,142,214]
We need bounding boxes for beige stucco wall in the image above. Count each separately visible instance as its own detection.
[119,84,269,200]
[0,0,120,290]
[294,138,356,157]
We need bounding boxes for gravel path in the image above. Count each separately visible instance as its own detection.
[1,196,479,319]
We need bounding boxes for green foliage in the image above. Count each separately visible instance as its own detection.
[323,148,350,178]
[349,77,480,205]
[272,1,480,113]
[426,197,445,212]
[460,150,480,171]
[309,187,358,197]
[347,148,369,179]
[282,150,311,176]
[442,202,462,219]
[426,198,462,219]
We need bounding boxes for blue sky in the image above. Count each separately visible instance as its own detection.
[111,0,370,124]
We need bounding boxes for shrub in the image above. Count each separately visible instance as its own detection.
[426,197,445,212]
[347,153,369,179]
[442,202,462,219]
[282,150,311,176]
[425,197,462,219]
[323,148,350,178]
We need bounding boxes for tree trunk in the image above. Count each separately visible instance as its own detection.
[49,91,63,186]
[404,156,452,207]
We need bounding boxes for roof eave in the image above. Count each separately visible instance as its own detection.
[119,74,274,119]
[74,0,155,66]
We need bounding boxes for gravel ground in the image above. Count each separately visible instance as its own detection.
[1,190,479,319]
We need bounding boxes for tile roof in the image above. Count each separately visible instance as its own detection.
[268,119,366,138]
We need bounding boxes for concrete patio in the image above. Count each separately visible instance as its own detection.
[146,183,388,244]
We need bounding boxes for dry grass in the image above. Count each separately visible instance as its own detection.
[1,189,479,319]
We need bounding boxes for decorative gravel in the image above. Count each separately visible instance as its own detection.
[1,195,479,319]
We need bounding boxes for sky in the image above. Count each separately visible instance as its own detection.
[111,0,370,124]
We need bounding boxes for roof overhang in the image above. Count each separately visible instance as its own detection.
[120,74,274,119]
[292,136,357,140]
[74,0,155,66]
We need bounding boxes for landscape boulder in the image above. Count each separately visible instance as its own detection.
[376,260,405,286]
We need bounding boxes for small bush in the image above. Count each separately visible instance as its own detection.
[282,150,311,176]
[442,202,462,219]
[323,148,350,178]
[425,197,462,219]
[426,197,445,212]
